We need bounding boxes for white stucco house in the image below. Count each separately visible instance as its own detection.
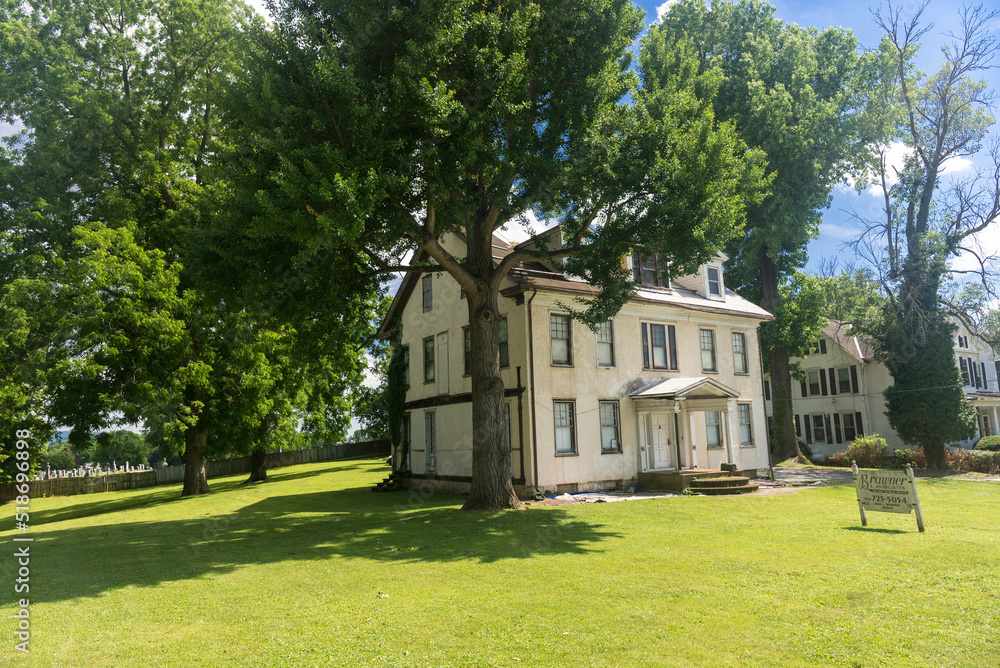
[377,230,774,496]
[763,318,1000,459]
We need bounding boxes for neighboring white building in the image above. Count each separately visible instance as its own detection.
[378,231,774,496]
[763,319,1000,459]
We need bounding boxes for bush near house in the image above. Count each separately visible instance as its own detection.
[843,434,890,468]
[893,448,926,469]
[973,435,1000,452]
[947,449,1000,474]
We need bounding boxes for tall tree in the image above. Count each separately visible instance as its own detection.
[223,0,766,510]
[851,2,997,468]
[0,0,366,494]
[653,0,870,462]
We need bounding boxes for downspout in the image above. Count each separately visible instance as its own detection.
[757,327,774,481]
[527,288,540,493]
[516,366,525,486]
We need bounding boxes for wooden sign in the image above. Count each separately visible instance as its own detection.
[852,462,925,532]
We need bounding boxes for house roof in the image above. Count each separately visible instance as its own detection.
[629,376,740,400]
[377,231,773,339]
[822,319,874,363]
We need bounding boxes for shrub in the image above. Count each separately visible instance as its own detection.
[845,434,889,469]
[947,449,1000,474]
[973,435,1000,452]
[894,448,926,469]
[825,451,849,467]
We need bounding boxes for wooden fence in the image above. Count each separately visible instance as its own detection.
[1,440,390,503]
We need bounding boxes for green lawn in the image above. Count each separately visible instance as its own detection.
[2,458,998,667]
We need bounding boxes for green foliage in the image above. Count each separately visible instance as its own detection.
[224,0,767,507]
[760,272,827,373]
[853,6,999,470]
[816,268,885,326]
[973,436,1000,452]
[894,448,926,470]
[44,448,77,472]
[846,434,890,469]
[92,431,152,468]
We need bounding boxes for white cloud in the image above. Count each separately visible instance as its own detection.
[941,155,974,174]
[654,1,679,24]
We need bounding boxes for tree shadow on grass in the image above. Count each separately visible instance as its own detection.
[20,484,621,605]
[16,460,385,526]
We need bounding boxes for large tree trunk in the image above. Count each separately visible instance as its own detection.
[759,251,807,464]
[181,425,210,496]
[461,254,521,510]
[246,448,268,483]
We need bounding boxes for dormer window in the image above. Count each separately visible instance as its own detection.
[704,263,724,300]
[707,267,721,296]
[633,251,669,289]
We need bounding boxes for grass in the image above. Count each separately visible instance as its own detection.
[2,457,999,667]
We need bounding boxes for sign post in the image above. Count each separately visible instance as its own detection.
[852,461,925,532]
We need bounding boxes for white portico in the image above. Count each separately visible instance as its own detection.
[631,376,743,472]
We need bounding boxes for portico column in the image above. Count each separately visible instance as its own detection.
[992,406,999,436]
[689,412,698,468]
[723,400,735,466]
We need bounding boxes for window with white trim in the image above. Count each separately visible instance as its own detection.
[550,314,572,366]
[837,367,851,393]
[706,411,722,448]
[641,323,678,370]
[700,329,717,373]
[596,320,615,367]
[811,414,826,443]
[732,332,748,375]
[706,266,722,297]
[599,401,621,453]
[737,404,753,446]
[842,413,857,441]
[422,337,434,383]
[808,370,821,396]
[553,401,577,454]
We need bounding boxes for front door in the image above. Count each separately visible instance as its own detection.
[651,413,672,469]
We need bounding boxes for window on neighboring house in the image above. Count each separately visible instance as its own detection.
[973,360,983,389]
[633,250,669,288]
[550,313,572,365]
[423,337,435,383]
[808,370,821,396]
[553,401,577,454]
[706,411,722,448]
[811,414,826,443]
[764,380,771,401]
[421,274,432,312]
[599,401,621,453]
[811,339,827,355]
[499,316,509,368]
[463,327,471,376]
[597,320,615,367]
[401,346,410,388]
[700,329,717,373]
[424,411,436,471]
[837,367,851,394]
[642,323,678,370]
[707,266,722,297]
[842,412,857,441]
[960,357,971,386]
[737,404,753,446]
[732,332,748,374]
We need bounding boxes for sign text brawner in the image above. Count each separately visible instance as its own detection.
[852,463,925,532]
